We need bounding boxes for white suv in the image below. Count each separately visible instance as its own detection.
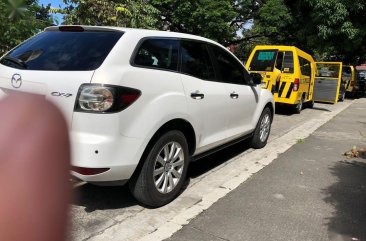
[0,26,274,207]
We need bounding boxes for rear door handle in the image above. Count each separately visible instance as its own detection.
[191,92,205,100]
[230,92,239,99]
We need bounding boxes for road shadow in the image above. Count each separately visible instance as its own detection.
[73,184,137,212]
[188,139,251,178]
[274,105,297,116]
[73,139,252,211]
[311,106,332,112]
[323,159,366,240]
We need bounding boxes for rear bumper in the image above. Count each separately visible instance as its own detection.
[70,131,147,183]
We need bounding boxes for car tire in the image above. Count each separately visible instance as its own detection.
[308,99,315,109]
[294,97,303,114]
[129,130,189,207]
[339,92,345,102]
[250,107,272,149]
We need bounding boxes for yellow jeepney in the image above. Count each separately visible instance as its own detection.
[313,62,343,103]
[246,45,315,113]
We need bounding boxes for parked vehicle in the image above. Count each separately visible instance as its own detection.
[246,45,315,113]
[314,62,343,103]
[342,65,356,97]
[356,65,366,96]
[0,26,274,207]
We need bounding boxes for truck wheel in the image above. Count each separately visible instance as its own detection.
[308,99,315,109]
[250,107,272,149]
[294,97,303,114]
[129,130,189,207]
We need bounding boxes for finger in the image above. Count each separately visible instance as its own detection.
[0,94,71,241]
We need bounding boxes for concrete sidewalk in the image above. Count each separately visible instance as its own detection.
[166,99,366,241]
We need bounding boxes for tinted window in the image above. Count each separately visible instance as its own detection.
[282,51,294,73]
[249,50,277,72]
[211,46,247,85]
[0,31,123,71]
[275,52,284,70]
[133,38,179,71]
[299,57,312,76]
[180,41,215,80]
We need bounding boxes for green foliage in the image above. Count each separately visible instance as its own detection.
[151,0,263,45]
[1,0,366,65]
[0,0,53,55]
[238,0,366,64]
[62,0,158,29]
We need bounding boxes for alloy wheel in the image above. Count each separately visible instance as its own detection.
[153,142,185,194]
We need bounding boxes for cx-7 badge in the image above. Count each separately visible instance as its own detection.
[51,92,73,98]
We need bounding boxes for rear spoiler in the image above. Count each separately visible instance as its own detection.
[45,25,124,33]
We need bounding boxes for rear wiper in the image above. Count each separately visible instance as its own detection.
[1,56,28,69]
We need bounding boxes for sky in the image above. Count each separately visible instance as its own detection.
[39,0,65,24]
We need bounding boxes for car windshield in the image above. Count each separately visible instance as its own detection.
[249,50,277,72]
[0,30,123,71]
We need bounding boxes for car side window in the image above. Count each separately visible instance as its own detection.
[133,38,179,71]
[299,57,312,77]
[180,40,216,81]
[211,45,247,85]
[282,51,294,73]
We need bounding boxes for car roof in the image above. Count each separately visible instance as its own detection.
[45,25,221,46]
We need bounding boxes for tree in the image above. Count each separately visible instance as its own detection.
[0,0,53,55]
[61,0,158,29]
[238,0,366,64]
[233,0,292,60]
[151,0,264,46]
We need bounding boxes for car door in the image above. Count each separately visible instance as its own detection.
[210,45,258,138]
[179,40,231,154]
[314,62,342,103]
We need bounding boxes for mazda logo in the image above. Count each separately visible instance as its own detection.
[11,74,22,89]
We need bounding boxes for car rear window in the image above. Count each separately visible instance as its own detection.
[249,50,278,72]
[0,30,123,71]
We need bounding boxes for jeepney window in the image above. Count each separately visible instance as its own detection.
[249,50,277,72]
[299,57,311,76]
[282,51,294,73]
[275,52,284,70]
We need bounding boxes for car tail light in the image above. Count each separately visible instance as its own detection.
[71,166,110,175]
[294,78,300,92]
[74,84,141,113]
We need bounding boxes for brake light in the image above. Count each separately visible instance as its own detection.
[74,84,141,113]
[294,78,300,92]
[59,26,84,32]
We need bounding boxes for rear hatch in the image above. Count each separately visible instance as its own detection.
[247,49,278,92]
[248,49,295,98]
[0,26,123,126]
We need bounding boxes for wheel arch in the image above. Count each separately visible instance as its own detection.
[129,118,196,181]
[264,102,275,122]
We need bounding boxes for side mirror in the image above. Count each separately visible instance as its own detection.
[250,73,263,86]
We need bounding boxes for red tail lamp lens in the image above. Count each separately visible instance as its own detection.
[294,78,300,92]
[71,166,110,175]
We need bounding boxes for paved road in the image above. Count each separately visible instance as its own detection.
[166,98,366,241]
[70,100,354,241]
